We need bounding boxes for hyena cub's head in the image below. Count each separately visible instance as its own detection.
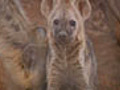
[41,0,91,44]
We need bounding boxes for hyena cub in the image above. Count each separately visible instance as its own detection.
[0,0,47,90]
[41,0,97,90]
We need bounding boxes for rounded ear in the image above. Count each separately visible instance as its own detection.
[74,0,92,21]
[41,0,59,19]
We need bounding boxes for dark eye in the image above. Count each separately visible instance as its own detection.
[53,19,59,25]
[69,20,76,27]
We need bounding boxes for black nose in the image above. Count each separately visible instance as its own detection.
[58,31,67,38]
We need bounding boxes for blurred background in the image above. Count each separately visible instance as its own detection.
[21,0,120,90]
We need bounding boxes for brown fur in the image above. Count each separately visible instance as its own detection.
[116,21,120,45]
[41,0,97,90]
[0,0,48,90]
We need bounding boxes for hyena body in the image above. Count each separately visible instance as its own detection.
[0,0,47,90]
[41,0,97,90]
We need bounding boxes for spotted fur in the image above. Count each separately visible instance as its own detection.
[41,0,97,90]
[0,0,48,90]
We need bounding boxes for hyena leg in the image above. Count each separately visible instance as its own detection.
[47,67,61,90]
[47,82,60,90]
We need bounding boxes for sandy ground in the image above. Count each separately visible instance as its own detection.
[21,0,120,90]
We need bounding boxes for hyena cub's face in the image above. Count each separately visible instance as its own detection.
[41,0,92,44]
[49,7,81,44]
